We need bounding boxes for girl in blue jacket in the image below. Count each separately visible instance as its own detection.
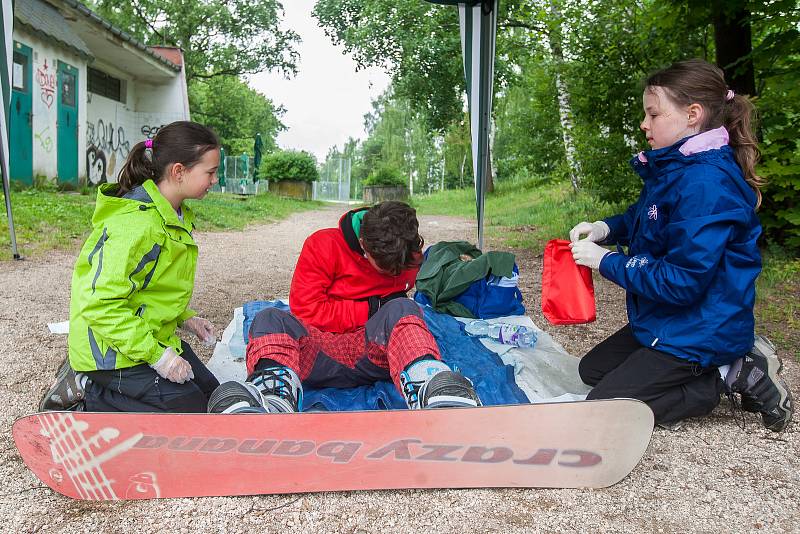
[570,59,792,431]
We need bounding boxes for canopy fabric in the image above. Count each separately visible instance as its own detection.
[425,0,498,250]
[1,0,21,259]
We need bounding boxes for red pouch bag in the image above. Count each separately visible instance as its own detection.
[541,239,596,325]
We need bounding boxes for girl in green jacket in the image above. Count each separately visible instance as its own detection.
[40,121,222,412]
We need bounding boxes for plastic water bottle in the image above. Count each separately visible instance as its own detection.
[464,320,537,348]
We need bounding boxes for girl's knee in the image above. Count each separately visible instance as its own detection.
[578,356,602,386]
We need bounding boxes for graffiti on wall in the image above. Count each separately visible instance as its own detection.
[86,119,132,183]
[141,125,162,139]
[35,126,53,153]
[36,59,56,109]
[86,146,108,185]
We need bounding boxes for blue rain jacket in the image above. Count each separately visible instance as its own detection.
[598,130,761,367]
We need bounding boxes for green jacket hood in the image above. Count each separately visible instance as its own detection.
[94,180,195,231]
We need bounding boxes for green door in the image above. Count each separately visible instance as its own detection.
[57,61,79,184]
[9,42,33,185]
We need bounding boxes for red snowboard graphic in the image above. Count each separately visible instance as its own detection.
[13,399,653,500]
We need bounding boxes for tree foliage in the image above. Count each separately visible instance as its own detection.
[83,0,297,154]
[87,0,299,82]
[189,76,285,156]
[315,0,800,252]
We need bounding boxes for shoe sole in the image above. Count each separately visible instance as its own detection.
[208,381,266,414]
[39,365,82,412]
[755,337,793,432]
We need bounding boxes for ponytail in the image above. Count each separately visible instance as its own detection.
[724,94,763,208]
[115,121,220,197]
[646,59,764,208]
[117,142,156,196]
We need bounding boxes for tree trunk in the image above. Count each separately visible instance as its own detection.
[486,117,495,193]
[460,151,466,189]
[712,0,756,96]
[548,0,581,191]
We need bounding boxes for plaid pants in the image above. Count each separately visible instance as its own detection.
[245,299,440,394]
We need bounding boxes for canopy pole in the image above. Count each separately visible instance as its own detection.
[0,143,20,259]
[1,0,21,259]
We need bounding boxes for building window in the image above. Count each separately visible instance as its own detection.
[88,67,123,103]
[12,51,28,91]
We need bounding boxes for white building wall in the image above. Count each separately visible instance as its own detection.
[13,29,188,185]
[86,60,188,184]
[14,27,88,181]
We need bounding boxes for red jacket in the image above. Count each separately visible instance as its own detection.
[289,209,419,333]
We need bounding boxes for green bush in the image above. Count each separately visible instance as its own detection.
[262,150,319,183]
[363,165,406,187]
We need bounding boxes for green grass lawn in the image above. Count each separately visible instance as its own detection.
[413,176,624,249]
[0,189,321,260]
[415,178,799,356]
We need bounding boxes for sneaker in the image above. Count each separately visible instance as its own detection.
[400,358,481,409]
[39,362,85,411]
[657,420,684,431]
[207,381,269,414]
[727,335,793,432]
[248,366,302,413]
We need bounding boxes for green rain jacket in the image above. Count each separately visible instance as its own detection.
[68,180,198,371]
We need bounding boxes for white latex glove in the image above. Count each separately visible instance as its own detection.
[182,316,216,346]
[569,220,610,243]
[150,346,194,384]
[570,240,613,270]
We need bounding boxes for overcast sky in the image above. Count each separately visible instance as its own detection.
[249,1,390,161]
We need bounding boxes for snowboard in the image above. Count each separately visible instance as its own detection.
[13,399,653,500]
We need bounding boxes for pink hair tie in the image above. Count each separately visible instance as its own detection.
[144,139,153,149]
[725,89,735,101]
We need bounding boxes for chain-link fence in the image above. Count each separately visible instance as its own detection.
[313,157,351,202]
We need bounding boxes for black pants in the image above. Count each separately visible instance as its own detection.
[579,325,724,425]
[83,341,220,413]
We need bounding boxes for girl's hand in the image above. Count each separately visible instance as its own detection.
[183,316,216,346]
[570,240,613,270]
[150,347,194,384]
[569,220,610,243]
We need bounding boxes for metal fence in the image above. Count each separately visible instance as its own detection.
[313,156,351,202]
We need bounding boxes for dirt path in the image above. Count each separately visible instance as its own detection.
[1,204,798,532]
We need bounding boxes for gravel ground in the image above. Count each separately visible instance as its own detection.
[1,203,798,533]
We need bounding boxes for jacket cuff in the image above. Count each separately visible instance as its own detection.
[598,251,626,287]
[178,308,197,326]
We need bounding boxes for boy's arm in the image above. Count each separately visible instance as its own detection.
[289,235,370,332]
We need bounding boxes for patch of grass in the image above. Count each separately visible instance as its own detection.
[413,177,623,249]
[186,192,322,231]
[0,189,321,260]
[0,189,96,260]
[755,249,800,355]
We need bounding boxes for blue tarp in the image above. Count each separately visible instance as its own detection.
[241,300,528,411]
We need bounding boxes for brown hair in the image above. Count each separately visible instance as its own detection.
[646,59,763,207]
[116,121,220,196]
[361,201,424,275]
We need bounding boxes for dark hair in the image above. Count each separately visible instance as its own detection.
[645,59,763,207]
[361,201,424,275]
[116,121,220,196]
